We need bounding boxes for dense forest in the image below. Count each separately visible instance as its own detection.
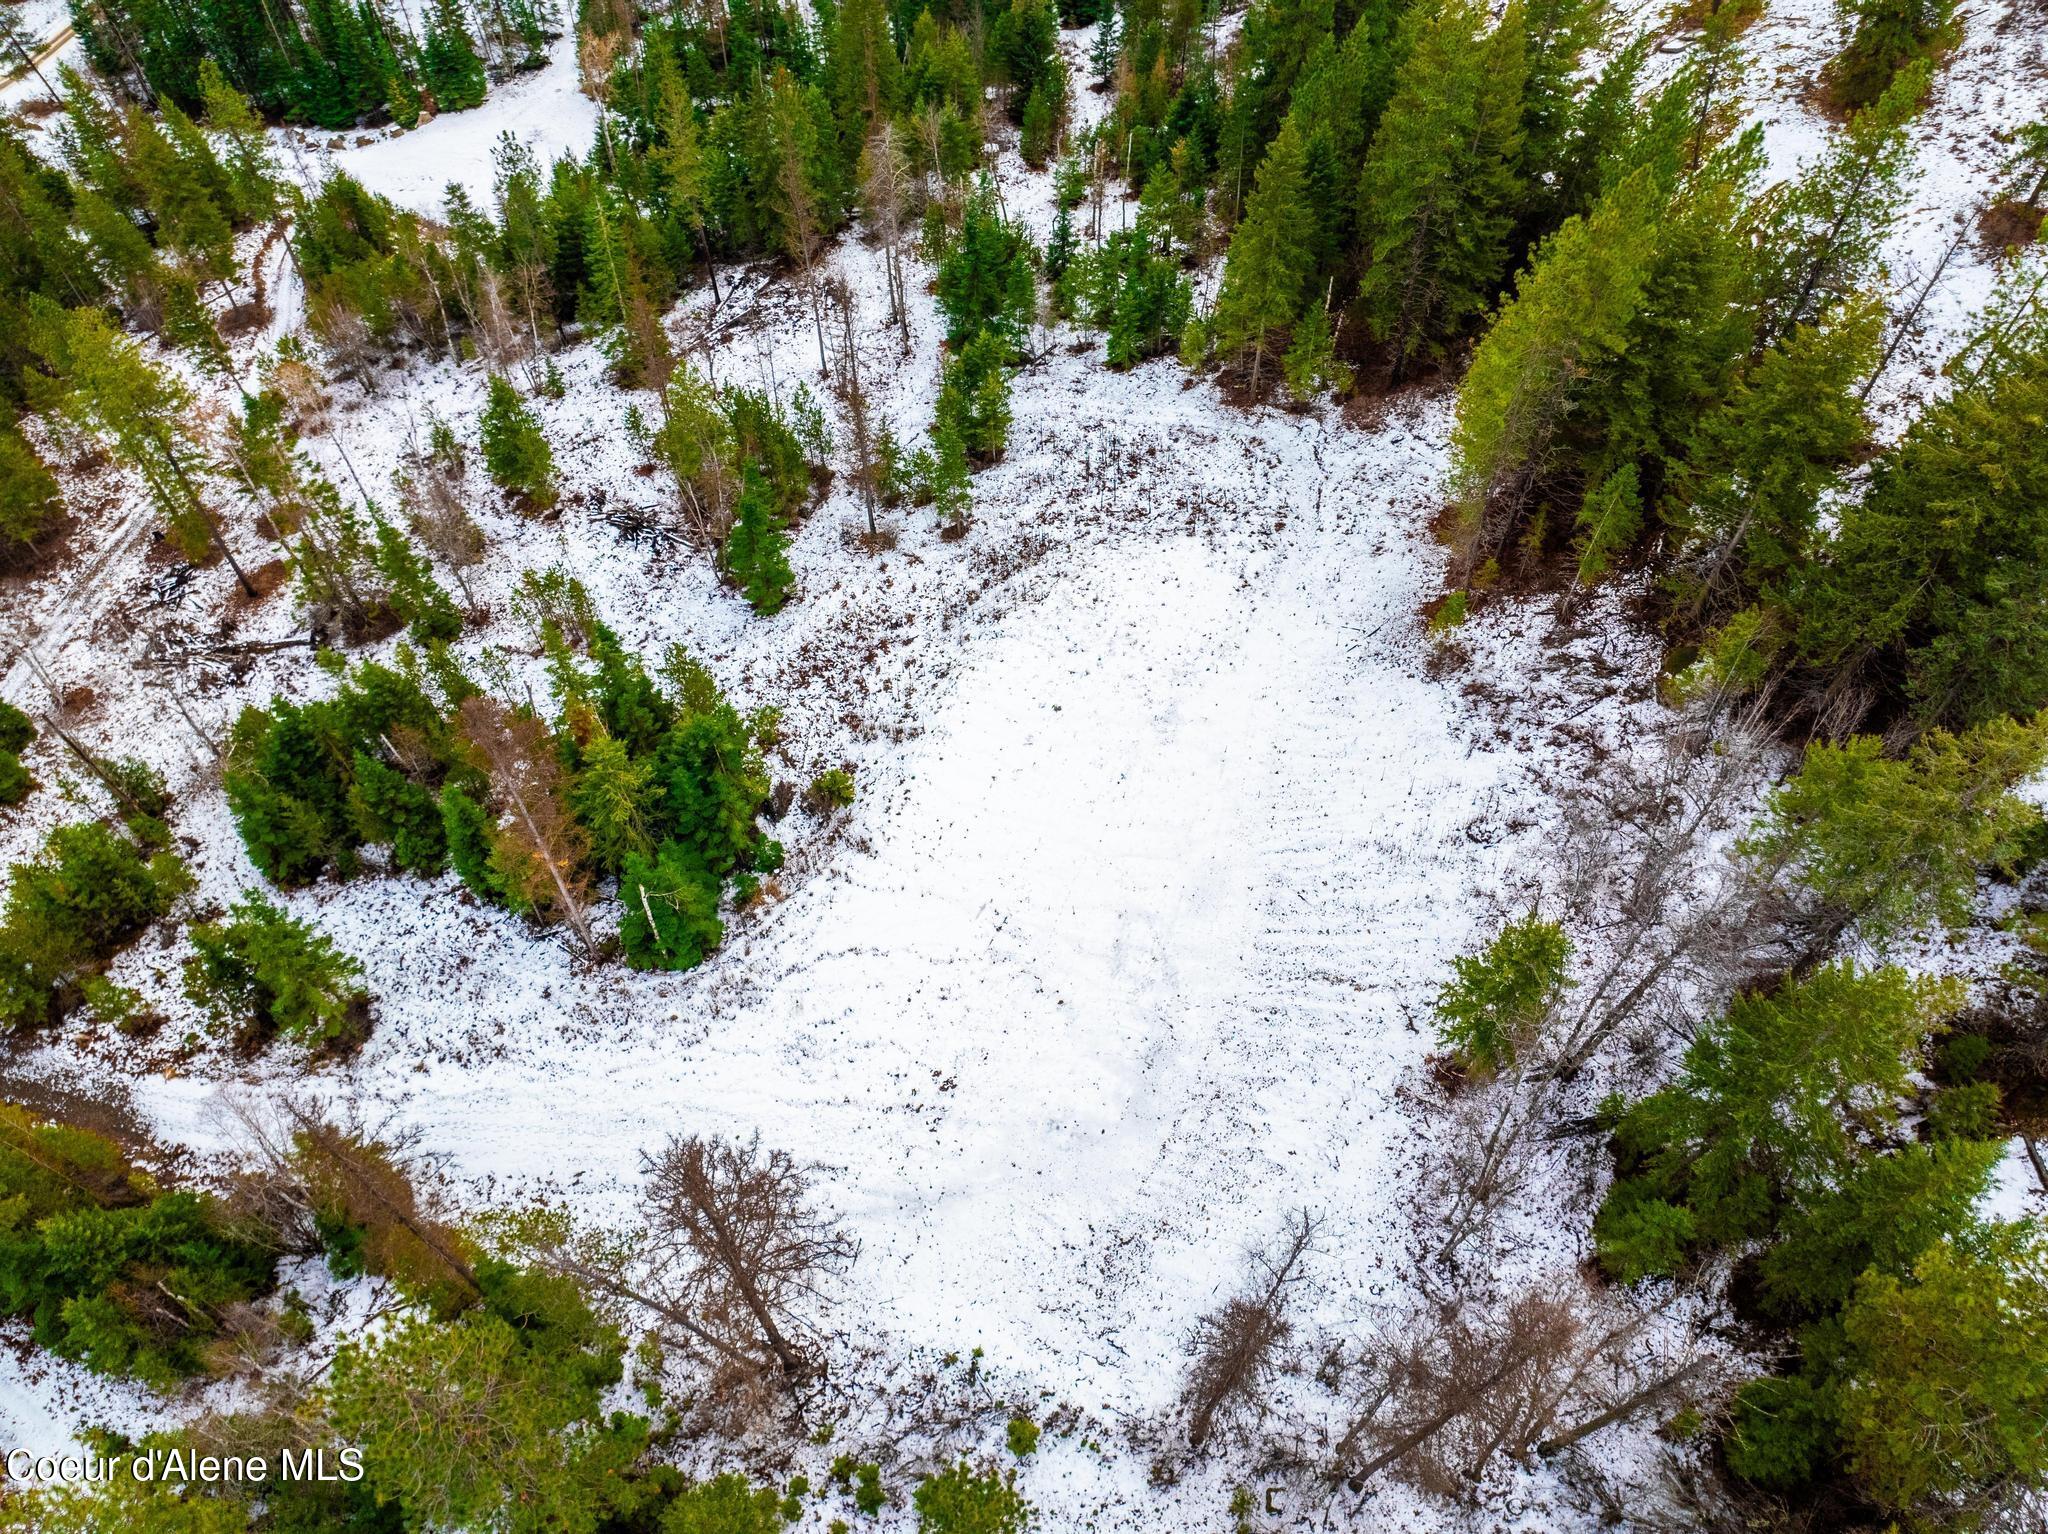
[0,0,2044,1527]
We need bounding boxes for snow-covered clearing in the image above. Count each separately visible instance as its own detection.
[0,3,2044,1528]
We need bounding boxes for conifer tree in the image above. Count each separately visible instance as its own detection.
[1662,297,1882,627]
[827,0,901,154]
[1740,714,2048,964]
[1826,0,1955,111]
[724,463,794,615]
[936,332,1012,463]
[620,841,723,968]
[184,892,370,1048]
[421,0,488,113]
[370,513,463,643]
[24,300,257,592]
[1797,275,2048,730]
[1607,961,1958,1250]
[1210,117,1315,392]
[0,418,62,553]
[1446,168,1661,580]
[1834,1225,2048,1516]
[478,373,558,511]
[1755,60,1926,347]
[197,60,282,224]
[1281,296,1352,400]
[926,416,972,528]
[349,752,448,875]
[569,731,654,874]
[1354,0,1527,383]
[935,177,1037,354]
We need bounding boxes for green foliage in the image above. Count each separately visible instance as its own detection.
[421,0,489,113]
[1796,275,2048,730]
[1756,1138,2001,1317]
[1006,1416,1040,1457]
[183,891,369,1048]
[1925,1079,2002,1143]
[0,820,189,1031]
[1661,298,1882,626]
[1354,0,1526,378]
[619,842,724,971]
[224,655,454,886]
[912,1462,1029,1534]
[370,511,463,643]
[806,768,856,813]
[935,180,1037,355]
[1605,962,1959,1249]
[1836,1225,2048,1515]
[1726,1371,1839,1492]
[1590,1180,1695,1284]
[1432,913,1570,1074]
[1740,715,2048,951]
[1447,168,1662,577]
[725,464,795,615]
[480,375,558,510]
[1212,117,1316,391]
[937,333,1013,465]
[0,1103,272,1388]
[1281,299,1351,401]
[0,419,63,552]
[662,1474,785,1534]
[1826,0,1955,110]
[328,1260,646,1534]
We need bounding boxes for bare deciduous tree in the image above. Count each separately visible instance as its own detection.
[860,124,914,354]
[1182,1209,1319,1452]
[1338,1278,1724,1497]
[638,1133,857,1383]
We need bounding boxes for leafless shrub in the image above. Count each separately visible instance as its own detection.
[1181,1209,1319,1453]
[638,1133,858,1384]
[1339,1278,1728,1500]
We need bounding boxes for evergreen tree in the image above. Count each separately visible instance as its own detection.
[348,751,448,875]
[569,731,654,874]
[1281,296,1352,400]
[184,891,370,1048]
[0,819,191,1031]
[197,59,282,224]
[421,0,488,113]
[1834,1225,2048,1516]
[619,841,724,969]
[936,332,1012,463]
[1740,714,2048,960]
[1446,168,1661,581]
[1826,0,1955,110]
[934,178,1037,354]
[479,374,558,510]
[1431,912,1569,1075]
[1755,61,1926,347]
[724,464,794,615]
[1354,0,1526,383]
[24,301,253,586]
[0,418,62,553]
[1662,297,1883,627]
[370,511,463,643]
[326,1273,645,1532]
[1211,117,1316,392]
[1796,276,2048,730]
[989,0,1060,122]
[1603,961,1958,1254]
[1758,1138,2003,1318]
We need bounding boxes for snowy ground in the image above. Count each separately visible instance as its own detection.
[1,5,2045,1529]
